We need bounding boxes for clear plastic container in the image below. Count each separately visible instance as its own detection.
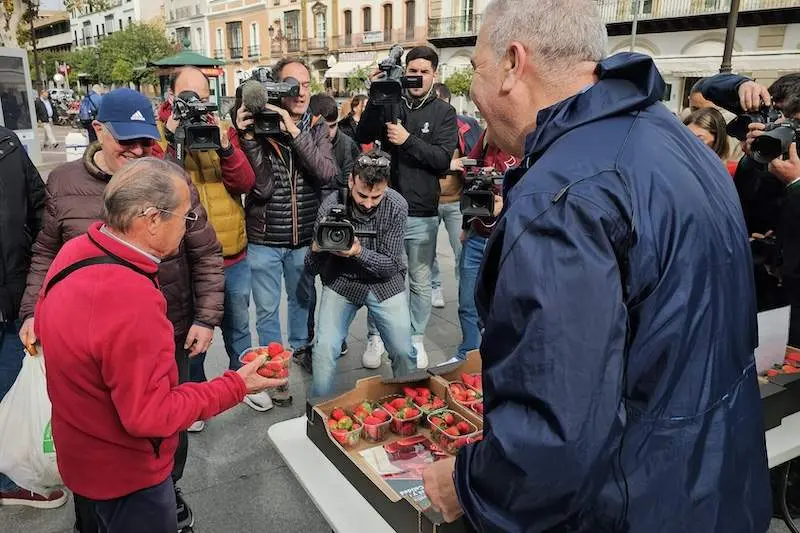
[239,346,291,381]
[327,410,362,449]
[428,410,479,454]
[447,381,482,408]
[360,408,392,442]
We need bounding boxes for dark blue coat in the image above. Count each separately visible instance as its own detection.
[454,53,771,533]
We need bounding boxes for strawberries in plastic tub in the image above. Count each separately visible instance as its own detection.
[327,407,362,449]
[361,408,392,442]
[401,386,447,420]
[428,410,479,454]
[239,342,291,380]
[378,394,421,436]
[448,381,482,407]
[470,401,484,417]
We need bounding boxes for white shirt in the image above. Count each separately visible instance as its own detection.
[100,225,161,264]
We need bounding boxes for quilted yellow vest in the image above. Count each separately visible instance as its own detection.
[157,122,247,258]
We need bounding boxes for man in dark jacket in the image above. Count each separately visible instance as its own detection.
[237,58,337,382]
[34,90,58,149]
[310,93,361,193]
[0,126,68,509]
[18,88,224,531]
[422,1,771,531]
[357,46,458,368]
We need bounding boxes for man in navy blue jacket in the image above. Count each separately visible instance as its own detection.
[422,0,771,531]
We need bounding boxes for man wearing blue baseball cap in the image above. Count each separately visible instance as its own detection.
[19,87,225,533]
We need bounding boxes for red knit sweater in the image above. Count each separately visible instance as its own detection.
[35,222,247,499]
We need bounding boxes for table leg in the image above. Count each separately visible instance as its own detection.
[779,462,800,533]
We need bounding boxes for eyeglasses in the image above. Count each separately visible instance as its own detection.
[356,155,391,168]
[140,207,199,229]
[117,138,155,148]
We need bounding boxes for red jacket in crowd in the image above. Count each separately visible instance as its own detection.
[35,222,247,500]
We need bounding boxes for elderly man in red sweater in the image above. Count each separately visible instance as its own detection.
[34,157,285,533]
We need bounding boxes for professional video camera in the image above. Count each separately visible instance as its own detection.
[241,66,300,137]
[368,45,423,106]
[460,159,504,218]
[315,194,378,253]
[172,90,221,162]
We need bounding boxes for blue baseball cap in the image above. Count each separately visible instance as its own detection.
[95,88,159,141]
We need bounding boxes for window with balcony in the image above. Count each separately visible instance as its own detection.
[363,7,372,32]
[215,27,225,59]
[405,0,415,40]
[176,27,191,47]
[383,4,392,42]
[285,10,300,52]
[249,22,260,58]
[314,12,327,49]
[196,27,204,52]
[630,0,653,16]
[227,22,243,58]
[461,0,474,32]
[344,10,352,46]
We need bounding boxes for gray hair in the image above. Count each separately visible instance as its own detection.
[484,0,607,75]
[102,158,186,232]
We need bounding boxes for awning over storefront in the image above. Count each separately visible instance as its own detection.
[324,60,375,79]
[651,51,800,78]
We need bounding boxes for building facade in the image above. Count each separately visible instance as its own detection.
[70,0,163,48]
[29,11,73,54]
[165,0,211,55]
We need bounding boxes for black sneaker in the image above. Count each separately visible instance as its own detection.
[175,488,194,531]
[340,341,348,355]
[293,346,313,374]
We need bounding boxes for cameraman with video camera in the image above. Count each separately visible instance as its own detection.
[236,59,337,383]
[357,46,458,367]
[306,150,416,397]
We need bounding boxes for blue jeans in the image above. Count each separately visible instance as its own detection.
[0,321,23,492]
[457,233,488,359]
[431,202,463,290]
[405,216,439,336]
[248,244,313,350]
[189,259,253,382]
[311,288,416,397]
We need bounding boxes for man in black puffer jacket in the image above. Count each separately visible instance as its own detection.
[237,58,337,386]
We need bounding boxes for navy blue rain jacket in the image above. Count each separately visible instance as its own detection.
[455,53,771,533]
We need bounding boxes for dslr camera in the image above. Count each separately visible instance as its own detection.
[460,160,504,218]
[315,200,377,253]
[369,45,423,106]
[727,105,800,164]
[172,90,221,162]
[245,66,301,137]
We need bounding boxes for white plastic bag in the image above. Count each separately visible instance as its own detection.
[0,351,62,495]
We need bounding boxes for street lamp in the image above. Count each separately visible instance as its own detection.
[719,0,741,73]
[28,0,42,90]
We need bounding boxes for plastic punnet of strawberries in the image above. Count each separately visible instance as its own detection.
[401,386,447,416]
[380,395,423,436]
[352,401,392,442]
[239,342,291,380]
[428,410,480,454]
[327,407,363,448]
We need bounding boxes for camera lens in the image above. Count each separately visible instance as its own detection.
[329,229,346,244]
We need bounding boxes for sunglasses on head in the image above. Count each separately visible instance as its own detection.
[356,155,391,168]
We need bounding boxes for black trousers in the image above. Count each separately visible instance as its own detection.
[80,478,176,533]
[74,335,190,532]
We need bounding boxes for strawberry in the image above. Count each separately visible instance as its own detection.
[403,387,417,399]
[327,419,338,430]
[360,401,373,413]
[391,398,408,410]
[432,397,446,409]
[472,375,483,391]
[767,369,779,377]
[445,426,461,437]
[241,352,258,364]
[455,437,469,449]
[472,402,484,415]
[443,413,455,426]
[416,387,431,398]
[352,422,361,431]
[430,416,445,428]
[255,348,269,357]
[456,421,471,434]
[373,409,390,422]
[382,403,397,414]
[277,368,289,379]
[267,342,284,357]
[337,416,353,431]
[265,361,283,372]
[363,415,381,426]
[461,373,474,387]
[331,408,346,421]
[465,389,478,399]
[257,367,273,378]
[331,429,348,444]
[405,408,420,419]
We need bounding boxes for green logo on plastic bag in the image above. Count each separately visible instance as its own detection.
[43,421,55,454]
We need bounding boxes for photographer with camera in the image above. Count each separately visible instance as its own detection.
[156,67,270,417]
[306,150,417,397]
[236,59,337,385]
[357,46,458,367]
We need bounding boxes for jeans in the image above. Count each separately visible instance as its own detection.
[311,288,416,398]
[405,216,439,337]
[0,320,23,492]
[248,244,313,350]
[431,202,463,290]
[189,259,252,382]
[457,233,488,359]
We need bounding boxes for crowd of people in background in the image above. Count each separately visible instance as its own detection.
[2,0,800,527]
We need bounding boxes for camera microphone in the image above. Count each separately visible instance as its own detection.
[241,80,268,114]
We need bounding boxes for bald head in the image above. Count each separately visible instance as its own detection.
[171,67,210,100]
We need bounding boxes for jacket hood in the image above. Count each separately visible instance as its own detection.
[524,53,666,160]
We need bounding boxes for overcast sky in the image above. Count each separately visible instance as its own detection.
[42,0,64,10]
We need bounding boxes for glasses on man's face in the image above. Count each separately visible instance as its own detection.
[356,155,391,168]
[117,138,155,148]
[140,207,199,230]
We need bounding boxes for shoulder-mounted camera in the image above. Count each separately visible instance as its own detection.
[368,45,423,106]
[461,159,504,218]
[172,90,221,161]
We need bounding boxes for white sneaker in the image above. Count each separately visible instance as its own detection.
[431,287,445,308]
[362,335,384,369]
[188,420,205,432]
[243,391,274,412]
[413,336,429,369]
